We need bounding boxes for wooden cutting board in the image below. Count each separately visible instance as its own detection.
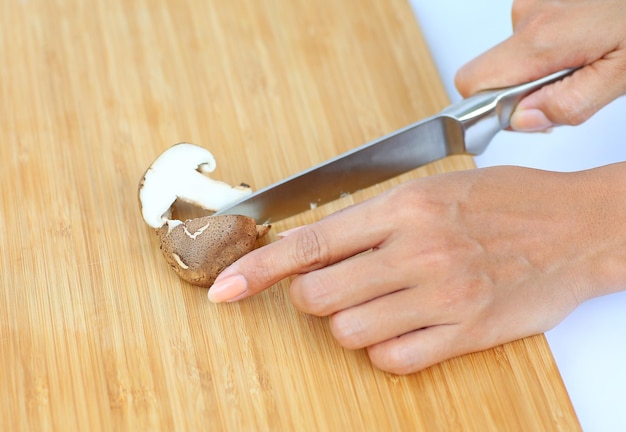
[0,0,580,430]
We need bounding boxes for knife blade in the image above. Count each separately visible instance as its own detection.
[215,68,575,223]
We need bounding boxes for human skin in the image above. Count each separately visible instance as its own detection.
[209,165,626,373]
[455,0,626,132]
[207,0,626,374]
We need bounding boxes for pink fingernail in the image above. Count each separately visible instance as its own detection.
[510,108,553,132]
[277,225,307,237]
[207,274,248,303]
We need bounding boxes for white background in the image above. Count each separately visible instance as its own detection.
[408,1,626,431]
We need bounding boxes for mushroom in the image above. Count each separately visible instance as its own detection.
[138,142,253,229]
[157,215,270,287]
[138,143,270,287]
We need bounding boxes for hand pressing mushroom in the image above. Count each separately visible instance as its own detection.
[138,143,270,287]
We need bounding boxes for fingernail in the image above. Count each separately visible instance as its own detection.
[207,274,248,303]
[510,108,553,132]
[277,225,307,237]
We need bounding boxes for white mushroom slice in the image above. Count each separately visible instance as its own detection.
[138,143,252,228]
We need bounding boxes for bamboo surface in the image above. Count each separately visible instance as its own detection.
[0,0,580,430]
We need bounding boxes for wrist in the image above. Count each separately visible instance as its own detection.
[574,162,626,301]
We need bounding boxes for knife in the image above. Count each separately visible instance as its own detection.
[216,68,575,223]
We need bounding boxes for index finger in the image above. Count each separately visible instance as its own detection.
[207,200,390,303]
[454,1,619,97]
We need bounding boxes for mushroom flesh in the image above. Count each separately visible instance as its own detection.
[139,142,253,229]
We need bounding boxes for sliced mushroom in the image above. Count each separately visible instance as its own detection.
[138,143,270,286]
[138,142,253,229]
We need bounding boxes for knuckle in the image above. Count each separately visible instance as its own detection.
[368,344,421,375]
[440,277,491,314]
[547,86,593,126]
[292,227,331,270]
[548,61,626,126]
[249,257,278,287]
[329,311,367,349]
[386,182,437,221]
[512,1,554,34]
[289,277,333,316]
[510,1,526,26]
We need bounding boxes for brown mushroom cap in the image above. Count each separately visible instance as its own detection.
[157,214,270,287]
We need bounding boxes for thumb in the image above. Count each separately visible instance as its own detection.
[510,59,626,131]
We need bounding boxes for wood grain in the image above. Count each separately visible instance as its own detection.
[0,0,579,430]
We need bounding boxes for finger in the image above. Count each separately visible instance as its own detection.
[288,240,419,316]
[455,3,609,96]
[366,326,468,375]
[455,2,626,130]
[510,56,626,131]
[328,285,451,350]
[207,201,390,303]
[455,37,588,99]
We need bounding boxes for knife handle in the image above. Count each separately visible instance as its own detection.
[441,68,577,155]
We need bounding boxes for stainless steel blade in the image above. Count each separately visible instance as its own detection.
[214,69,576,223]
[215,116,465,223]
